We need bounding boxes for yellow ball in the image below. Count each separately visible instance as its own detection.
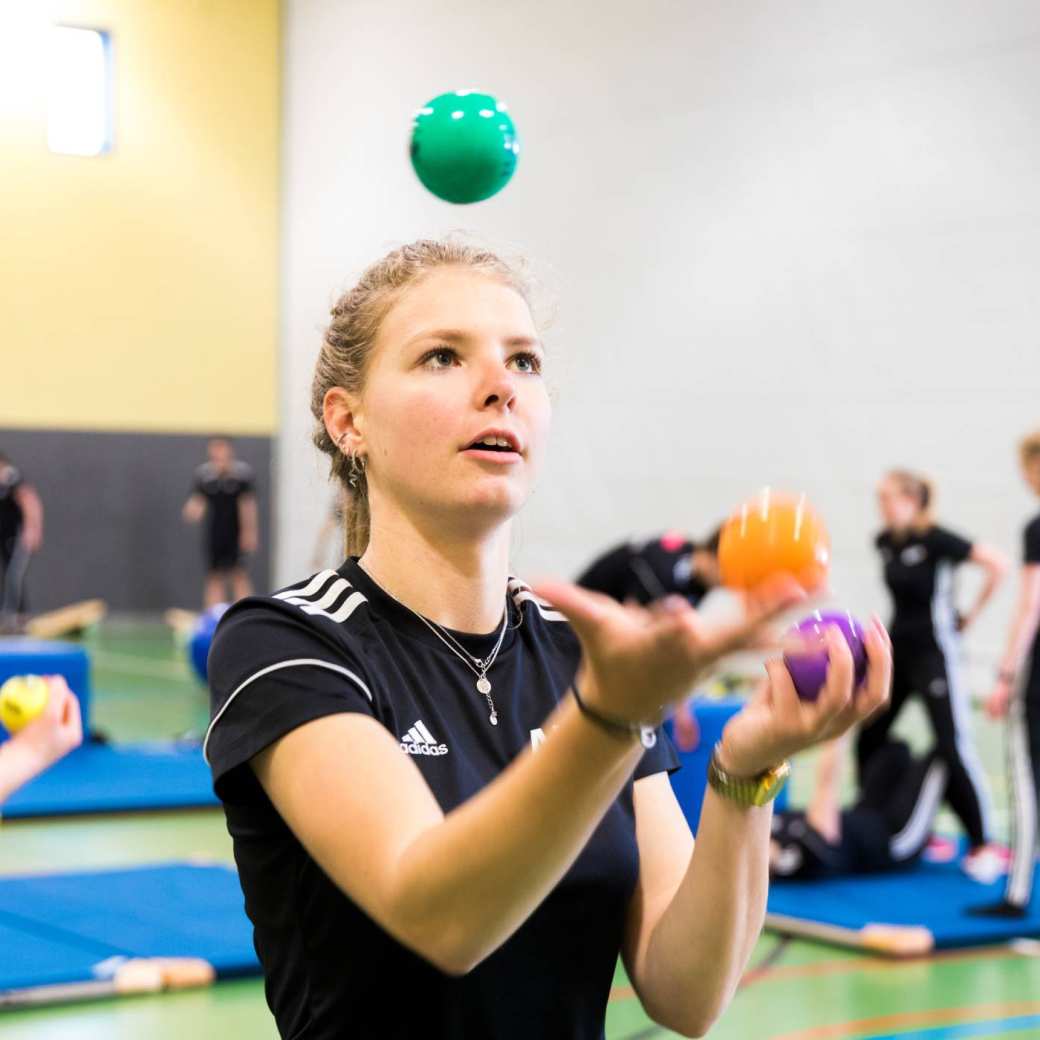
[0,675,50,734]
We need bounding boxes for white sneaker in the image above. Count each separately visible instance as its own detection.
[962,844,1011,885]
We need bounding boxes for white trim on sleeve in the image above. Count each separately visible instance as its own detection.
[203,658,373,765]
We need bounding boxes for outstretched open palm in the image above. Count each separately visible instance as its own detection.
[534,578,891,776]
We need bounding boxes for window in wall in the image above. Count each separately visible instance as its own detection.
[48,26,113,156]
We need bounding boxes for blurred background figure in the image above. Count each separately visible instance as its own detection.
[861,469,1008,880]
[770,735,948,880]
[182,437,259,609]
[976,431,1040,916]
[576,529,722,750]
[0,452,44,634]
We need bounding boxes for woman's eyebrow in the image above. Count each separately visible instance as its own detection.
[405,328,468,346]
[404,329,543,351]
[504,335,544,351]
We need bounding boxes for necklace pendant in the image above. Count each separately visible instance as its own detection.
[476,676,492,695]
[489,710,498,726]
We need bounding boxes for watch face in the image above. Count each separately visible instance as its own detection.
[755,764,791,805]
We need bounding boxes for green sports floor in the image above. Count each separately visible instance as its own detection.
[3,619,1040,1040]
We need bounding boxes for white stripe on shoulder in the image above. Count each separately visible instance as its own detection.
[203,658,373,765]
[508,579,568,623]
[285,577,349,613]
[300,591,367,624]
[274,570,340,601]
[277,573,368,624]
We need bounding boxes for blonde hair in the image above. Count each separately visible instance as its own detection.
[1019,430,1040,467]
[311,238,533,556]
[885,469,935,528]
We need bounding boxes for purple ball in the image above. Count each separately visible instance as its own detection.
[783,610,867,701]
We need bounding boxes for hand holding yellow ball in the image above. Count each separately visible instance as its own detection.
[0,675,51,734]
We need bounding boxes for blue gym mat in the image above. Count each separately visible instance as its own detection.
[767,858,1040,953]
[0,862,259,993]
[1,741,218,819]
[666,698,786,833]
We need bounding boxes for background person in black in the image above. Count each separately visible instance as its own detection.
[576,529,722,751]
[182,437,259,609]
[858,469,1008,881]
[0,452,44,634]
[770,734,948,881]
[975,432,1040,917]
[204,239,892,1040]
[575,528,721,609]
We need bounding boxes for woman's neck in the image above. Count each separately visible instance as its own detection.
[359,508,512,634]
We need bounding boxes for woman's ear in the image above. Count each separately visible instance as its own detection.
[324,386,364,456]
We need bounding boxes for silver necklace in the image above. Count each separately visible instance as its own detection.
[412,610,508,726]
[358,560,508,726]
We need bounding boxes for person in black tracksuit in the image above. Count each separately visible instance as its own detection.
[857,470,1007,870]
[973,433,1040,917]
[770,738,948,880]
[182,437,259,609]
[0,453,44,633]
[576,529,721,750]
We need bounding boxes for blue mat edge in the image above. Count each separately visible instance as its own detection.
[0,861,260,991]
[767,857,1040,951]
[2,741,218,819]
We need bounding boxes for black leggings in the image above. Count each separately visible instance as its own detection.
[0,537,30,616]
[1005,645,1040,907]
[857,636,992,848]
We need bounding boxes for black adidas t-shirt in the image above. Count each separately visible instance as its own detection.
[206,559,678,1040]
[577,533,709,608]
[193,461,255,544]
[875,526,973,642]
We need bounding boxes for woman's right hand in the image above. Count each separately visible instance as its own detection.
[532,576,807,725]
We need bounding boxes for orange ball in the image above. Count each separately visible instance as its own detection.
[718,489,830,592]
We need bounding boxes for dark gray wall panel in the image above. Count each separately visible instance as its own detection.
[0,428,272,612]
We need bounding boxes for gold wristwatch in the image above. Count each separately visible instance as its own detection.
[706,743,790,808]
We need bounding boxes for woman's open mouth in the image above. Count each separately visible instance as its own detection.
[462,432,523,463]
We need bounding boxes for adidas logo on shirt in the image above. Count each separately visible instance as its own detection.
[400,720,449,757]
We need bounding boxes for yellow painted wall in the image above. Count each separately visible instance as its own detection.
[1,0,279,435]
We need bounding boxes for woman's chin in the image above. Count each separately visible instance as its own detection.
[450,482,527,524]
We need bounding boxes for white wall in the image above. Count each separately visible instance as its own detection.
[280,0,1040,674]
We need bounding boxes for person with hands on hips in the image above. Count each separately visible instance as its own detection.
[204,239,891,1040]
[0,677,83,808]
[860,469,1007,881]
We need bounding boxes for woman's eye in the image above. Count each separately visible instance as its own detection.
[511,352,543,375]
[423,348,458,369]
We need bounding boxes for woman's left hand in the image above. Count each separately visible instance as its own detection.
[717,616,892,777]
